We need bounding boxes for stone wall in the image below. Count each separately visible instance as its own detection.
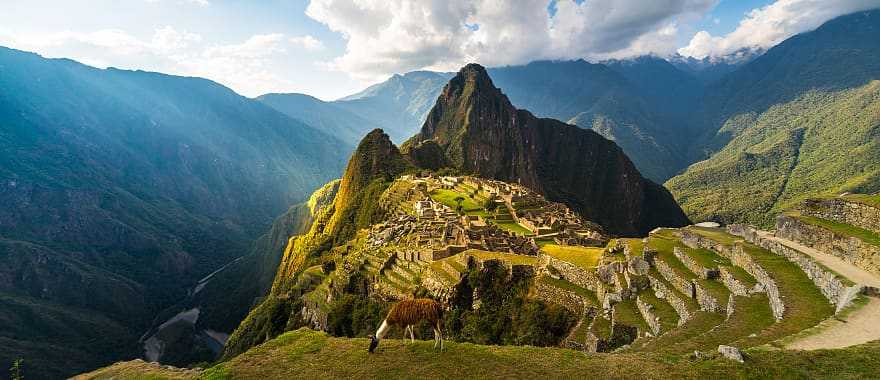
[636,296,661,335]
[692,280,720,313]
[801,198,880,234]
[775,214,880,277]
[717,266,753,296]
[534,280,586,314]
[539,253,599,290]
[728,223,865,312]
[647,275,690,326]
[728,245,784,320]
[674,246,719,279]
[655,259,694,298]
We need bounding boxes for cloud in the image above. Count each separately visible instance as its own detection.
[0,27,294,97]
[290,35,325,51]
[305,0,718,81]
[679,0,880,59]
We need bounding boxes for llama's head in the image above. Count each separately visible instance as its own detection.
[368,334,379,353]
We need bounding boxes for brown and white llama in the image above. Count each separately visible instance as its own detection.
[368,298,444,353]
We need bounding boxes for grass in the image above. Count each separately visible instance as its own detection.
[637,291,680,332]
[462,250,539,266]
[682,228,835,348]
[840,193,880,209]
[732,243,835,348]
[430,189,483,213]
[665,295,775,354]
[87,328,880,379]
[538,276,599,305]
[541,245,603,269]
[646,233,730,308]
[614,299,650,334]
[490,220,534,236]
[788,212,880,247]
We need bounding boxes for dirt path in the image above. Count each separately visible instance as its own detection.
[786,297,880,350]
[757,231,880,350]
[756,231,880,287]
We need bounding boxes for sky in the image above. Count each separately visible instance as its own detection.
[1,0,878,100]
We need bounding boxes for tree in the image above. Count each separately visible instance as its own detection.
[10,359,23,380]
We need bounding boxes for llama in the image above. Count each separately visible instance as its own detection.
[368,298,444,353]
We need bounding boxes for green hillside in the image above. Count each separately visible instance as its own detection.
[667,81,880,226]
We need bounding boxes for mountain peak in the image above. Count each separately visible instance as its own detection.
[410,64,690,235]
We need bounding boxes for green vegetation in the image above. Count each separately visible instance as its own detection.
[537,276,599,305]
[668,81,880,227]
[542,245,603,269]
[789,212,880,247]
[444,261,576,347]
[462,250,538,266]
[490,220,534,236]
[430,189,484,213]
[82,328,880,379]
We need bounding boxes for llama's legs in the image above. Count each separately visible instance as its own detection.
[376,320,391,339]
[407,325,415,343]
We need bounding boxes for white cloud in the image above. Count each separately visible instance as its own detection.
[0,27,294,97]
[305,0,718,81]
[290,35,325,51]
[679,0,880,59]
[145,0,210,6]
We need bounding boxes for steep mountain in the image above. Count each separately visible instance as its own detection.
[0,46,346,378]
[669,9,880,225]
[667,80,880,226]
[694,9,880,158]
[332,71,453,142]
[407,63,690,235]
[256,93,375,146]
[224,129,411,357]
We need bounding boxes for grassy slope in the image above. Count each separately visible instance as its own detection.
[541,245,604,269]
[667,81,880,227]
[80,328,880,379]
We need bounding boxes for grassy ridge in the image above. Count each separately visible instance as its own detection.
[80,328,880,379]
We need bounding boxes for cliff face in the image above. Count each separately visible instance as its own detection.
[411,64,689,235]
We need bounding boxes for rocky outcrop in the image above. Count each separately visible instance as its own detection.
[801,198,880,234]
[776,214,880,277]
[409,63,690,235]
[728,224,864,312]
